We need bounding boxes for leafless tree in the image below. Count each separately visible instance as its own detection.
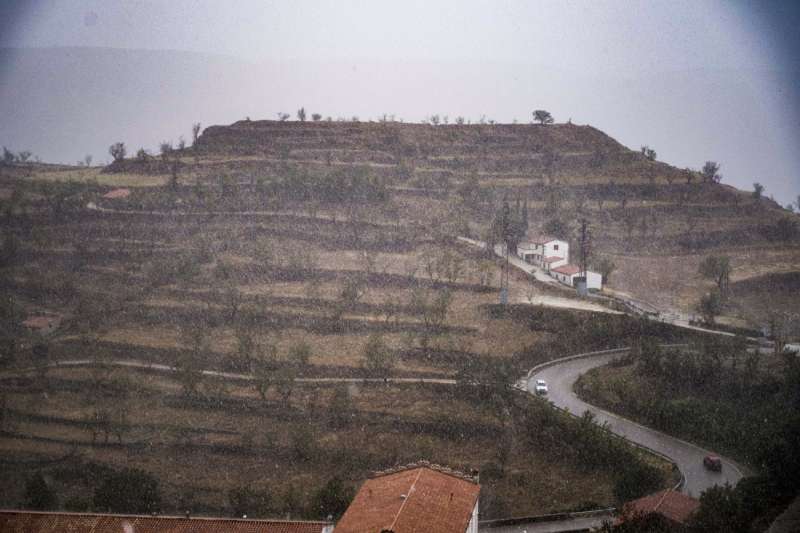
[192,122,202,145]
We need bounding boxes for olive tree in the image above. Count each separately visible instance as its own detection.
[698,255,732,297]
[752,182,765,201]
[362,334,394,377]
[532,110,554,125]
[640,146,657,161]
[697,289,722,325]
[109,142,126,162]
[701,161,721,183]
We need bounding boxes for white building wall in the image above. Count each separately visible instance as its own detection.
[585,271,603,290]
[542,240,568,260]
[465,501,479,533]
[565,271,603,290]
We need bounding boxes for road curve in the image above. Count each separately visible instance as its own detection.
[11,352,745,500]
[529,350,745,497]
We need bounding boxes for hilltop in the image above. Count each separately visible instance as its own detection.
[108,119,797,328]
[8,118,800,328]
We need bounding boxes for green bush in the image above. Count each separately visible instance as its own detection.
[93,468,161,514]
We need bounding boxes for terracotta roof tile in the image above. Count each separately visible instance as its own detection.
[527,235,559,245]
[551,264,582,276]
[0,511,331,533]
[622,490,700,525]
[334,466,479,533]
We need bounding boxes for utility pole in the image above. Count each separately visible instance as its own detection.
[579,218,589,279]
[578,218,591,296]
[500,198,511,305]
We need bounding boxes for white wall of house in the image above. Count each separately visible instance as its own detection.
[517,239,569,266]
[562,271,603,289]
[542,240,568,261]
[465,501,479,533]
[584,271,603,290]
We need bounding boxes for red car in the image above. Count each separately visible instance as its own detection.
[703,455,722,472]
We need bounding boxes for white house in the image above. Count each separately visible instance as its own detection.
[516,236,569,267]
[550,264,603,290]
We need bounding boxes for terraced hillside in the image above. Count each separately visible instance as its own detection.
[97,119,800,329]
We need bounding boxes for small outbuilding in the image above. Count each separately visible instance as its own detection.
[550,265,603,290]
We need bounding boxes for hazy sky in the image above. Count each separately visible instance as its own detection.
[1,0,799,203]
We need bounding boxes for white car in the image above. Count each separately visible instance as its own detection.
[534,379,548,395]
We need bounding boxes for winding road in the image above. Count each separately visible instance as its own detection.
[5,348,750,532]
[527,349,745,497]
[23,348,746,499]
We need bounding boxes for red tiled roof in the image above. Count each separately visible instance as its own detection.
[334,466,479,533]
[542,256,565,263]
[0,511,331,533]
[102,188,131,199]
[621,490,700,525]
[527,235,559,245]
[551,264,582,276]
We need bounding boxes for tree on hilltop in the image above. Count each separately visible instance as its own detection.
[192,122,201,145]
[752,182,764,201]
[640,145,657,161]
[297,107,306,122]
[277,112,290,122]
[312,113,322,121]
[2,147,15,164]
[701,161,722,183]
[533,110,554,125]
[108,142,126,162]
[159,141,173,159]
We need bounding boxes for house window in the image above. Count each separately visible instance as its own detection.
[553,244,559,251]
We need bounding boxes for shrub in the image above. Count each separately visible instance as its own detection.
[23,472,57,510]
[93,467,161,514]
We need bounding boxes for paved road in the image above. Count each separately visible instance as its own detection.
[529,350,745,497]
[11,359,458,386]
